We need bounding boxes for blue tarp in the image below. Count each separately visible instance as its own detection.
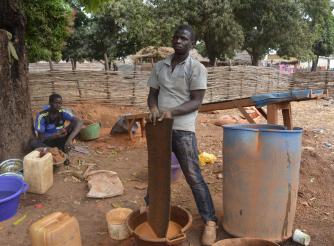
[251,89,325,107]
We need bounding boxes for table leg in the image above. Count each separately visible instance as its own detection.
[267,104,279,124]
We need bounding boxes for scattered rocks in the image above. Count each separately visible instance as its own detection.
[323,142,332,148]
[312,128,325,134]
[134,183,147,190]
[73,200,81,205]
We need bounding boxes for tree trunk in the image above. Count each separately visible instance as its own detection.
[205,45,217,66]
[70,58,76,71]
[104,53,109,71]
[49,59,54,71]
[208,54,216,66]
[0,0,34,160]
[204,35,217,66]
[311,56,319,71]
[250,52,260,66]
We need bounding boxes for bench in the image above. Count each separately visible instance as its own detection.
[122,89,328,139]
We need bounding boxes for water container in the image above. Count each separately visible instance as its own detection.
[30,212,82,246]
[23,150,53,194]
[106,208,133,240]
[223,124,303,242]
[0,176,28,221]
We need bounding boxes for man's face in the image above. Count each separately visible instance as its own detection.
[50,97,62,111]
[172,29,193,55]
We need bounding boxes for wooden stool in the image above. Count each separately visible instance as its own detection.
[123,113,149,140]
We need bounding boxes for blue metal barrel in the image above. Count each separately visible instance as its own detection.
[222,124,303,242]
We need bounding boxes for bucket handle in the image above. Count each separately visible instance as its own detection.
[166,233,186,245]
[21,183,29,193]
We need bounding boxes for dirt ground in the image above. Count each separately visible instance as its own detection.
[0,98,334,246]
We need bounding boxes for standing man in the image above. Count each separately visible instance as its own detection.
[33,93,83,153]
[147,25,217,245]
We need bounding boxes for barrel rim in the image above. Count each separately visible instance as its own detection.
[223,124,303,133]
[0,176,25,203]
[213,237,281,245]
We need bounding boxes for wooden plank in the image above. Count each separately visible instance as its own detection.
[124,113,149,120]
[139,118,146,137]
[199,98,254,112]
[256,107,267,119]
[235,104,256,124]
[199,90,327,113]
[146,119,173,238]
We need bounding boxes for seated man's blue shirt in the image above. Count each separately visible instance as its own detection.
[34,108,74,137]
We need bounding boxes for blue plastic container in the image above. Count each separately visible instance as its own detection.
[0,176,28,221]
[171,152,182,182]
[222,124,303,242]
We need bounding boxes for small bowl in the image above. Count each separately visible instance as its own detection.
[36,148,67,166]
[0,159,23,174]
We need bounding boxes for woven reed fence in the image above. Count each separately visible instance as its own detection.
[28,66,333,109]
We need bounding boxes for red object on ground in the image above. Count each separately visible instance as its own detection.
[34,203,44,209]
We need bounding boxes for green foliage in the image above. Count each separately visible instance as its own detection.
[76,0,169,65]
[149,0,244,64]
[24,0,72,62]
[307,0,334,57]
[313,13,334,57]
[276,0,334,67]
[79,0,109,12]
[37,0,334,67]
[234,0,314,64]
[200,1,244,62]
[62,6,91,63]
[195,41,207,58]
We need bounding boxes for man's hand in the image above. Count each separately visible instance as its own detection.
[149,107,160,126]
[158,111,173,121]
[55,128,67,139]
[64,139,73,153]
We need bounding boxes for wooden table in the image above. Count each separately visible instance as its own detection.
[122,89,327,139]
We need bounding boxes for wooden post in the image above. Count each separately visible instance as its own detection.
[51,81,55,94]
[131,81,135,105]
[281,103,292,130]
[140,118,146,137]
[267,102,293,129]
[267,104,279,124]
[76,80,82,99]
[106,75,111,100]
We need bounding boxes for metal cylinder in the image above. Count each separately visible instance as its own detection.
[222,124,303,242]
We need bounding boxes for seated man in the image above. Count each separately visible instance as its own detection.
[32,93,83,152]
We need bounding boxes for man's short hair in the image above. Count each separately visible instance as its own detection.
[49,93,62,104]
[175,24,195,41]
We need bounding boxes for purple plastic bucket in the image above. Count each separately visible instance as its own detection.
[171,152,182,182]
[0,176,28,221]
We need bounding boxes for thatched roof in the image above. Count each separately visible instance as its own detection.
[267,54,298,64]
[132,46,174,61]
[131,46,209,63]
